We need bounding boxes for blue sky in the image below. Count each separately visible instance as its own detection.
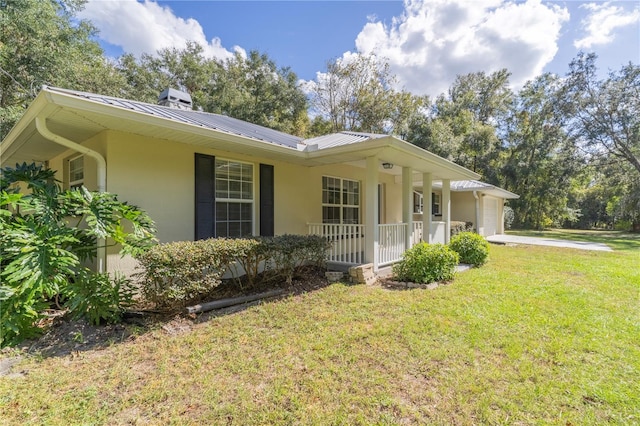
[81,0,640,97]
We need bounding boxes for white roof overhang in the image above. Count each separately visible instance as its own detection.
[1,87,479,182]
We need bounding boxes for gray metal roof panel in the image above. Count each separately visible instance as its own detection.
[47,87,303,148]
[303,131,388,149]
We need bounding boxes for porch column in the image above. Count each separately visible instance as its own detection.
[443,179,451,244]
[423,172,432,243]
[365,155,379,271]
[402,166,413,249]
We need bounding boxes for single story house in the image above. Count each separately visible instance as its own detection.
[0,86,516,274]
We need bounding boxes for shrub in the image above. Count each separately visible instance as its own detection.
[136,235,332,310]
[0,163,156,347]
[504,206,515,229]
[392,243,459,284]
[262,234,331,285]
[64,272,135,325]
[449,232,489,266]
[451,221,473,236]
[136,238,260,309]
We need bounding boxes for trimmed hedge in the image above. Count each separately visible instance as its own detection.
[136,235,331,310]
[392,242,459,284]
[449,232,490,266]
[136,238,259,309]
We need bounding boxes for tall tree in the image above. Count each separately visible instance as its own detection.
[206,51,309,136]
[0,0,124,139]
[407,70,512,181]
[502,74,580,229]
[563,53,640,174]
[310,54,427,135]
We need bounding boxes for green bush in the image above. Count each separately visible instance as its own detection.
[449,232,489,266]
[0,163,156,347]
[64,272,135,325]
[261,234,331,285]
[136,238,260,309]
[392,243,459,284]
[136,235,331,310]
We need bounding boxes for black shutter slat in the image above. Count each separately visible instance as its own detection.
[195,154,215,240]
[260,164,274,237]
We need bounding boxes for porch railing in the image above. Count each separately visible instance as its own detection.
[308,223,365,264]
[412,222,423,246]
[378,223,409,266]
[309,221,446,266]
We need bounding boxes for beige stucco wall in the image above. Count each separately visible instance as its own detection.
[451,192,477,229]
[47,130,403,274]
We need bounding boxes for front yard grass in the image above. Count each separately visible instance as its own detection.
[1,236,639,424]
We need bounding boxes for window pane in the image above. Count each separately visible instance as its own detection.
[322,206,340,224]
[69,156,84,183]
[241,203,252,220]
[343,207,359,224]
[228,222,241,238]
[216,202,228,220]
[229,180,241,199]
[216,222,228,238]
[242,182,252,199]
[229,202,241,218]
[240,221,252,237]
[216,179,229,199]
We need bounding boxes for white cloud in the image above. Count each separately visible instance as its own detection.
[351,0,570,97]
[574,2,640,49]
[79,0,244,59]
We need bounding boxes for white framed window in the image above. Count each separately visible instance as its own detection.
[432,192,441,216]
[413,191,423,214]
[322,176,360,224]
[215,159,253,238]
[68,155,84,189]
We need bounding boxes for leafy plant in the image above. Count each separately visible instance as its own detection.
[392,243,459,284]
[449,232,490,267]
[64,272,136,325]
[0,162,156,347]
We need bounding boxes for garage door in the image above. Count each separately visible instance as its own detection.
[483,197,498,236]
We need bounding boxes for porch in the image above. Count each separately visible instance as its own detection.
[308,221,448,268]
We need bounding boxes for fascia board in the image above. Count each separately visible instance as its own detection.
[0,94,51,162]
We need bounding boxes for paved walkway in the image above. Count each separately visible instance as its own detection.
[486,234,613,252]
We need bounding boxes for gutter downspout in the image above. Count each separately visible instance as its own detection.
[473,191,480,235]
[35,116,107,273]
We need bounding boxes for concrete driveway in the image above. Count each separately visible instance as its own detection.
[486,234,613,252]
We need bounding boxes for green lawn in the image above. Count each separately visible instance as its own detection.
[1,232,639,425]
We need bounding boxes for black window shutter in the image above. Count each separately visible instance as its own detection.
[195,154,215,240]
[260,164,274,237]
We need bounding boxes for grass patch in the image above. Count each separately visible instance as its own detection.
[1,243,639,424]
[507,228,640,252]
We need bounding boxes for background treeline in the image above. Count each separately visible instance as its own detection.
[1,0,638,231]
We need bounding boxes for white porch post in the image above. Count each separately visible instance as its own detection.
[402,166,413,249]
[443,179,451,244]
[365,156,379,271]
[423,172,432,243]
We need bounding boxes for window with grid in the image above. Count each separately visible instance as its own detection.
[432,192,441,215]
[322,176,360,224]
[215,159,253,238]
[68,155,84,189]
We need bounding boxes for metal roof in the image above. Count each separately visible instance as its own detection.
[433,180,519,199]
[47,87,304,149]
[303,131,388,150]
